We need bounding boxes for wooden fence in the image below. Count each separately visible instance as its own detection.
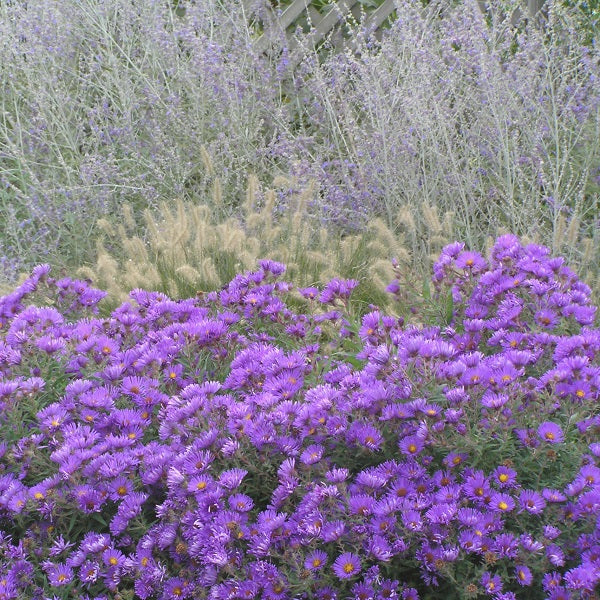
[244,0,548,70]
[243,0,396,69]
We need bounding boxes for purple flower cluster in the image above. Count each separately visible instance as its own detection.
[0,236,600,598]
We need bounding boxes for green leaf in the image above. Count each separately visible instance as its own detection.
[444,290,454,324]
[422,277,431,301]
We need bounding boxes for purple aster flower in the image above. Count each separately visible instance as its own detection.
[299,286,320,300]
[348,494,376,516]
[315,586,337,600]
[493,533,519,558]
[300,444,325,465]
[579,464,600,486]
[44,562,74,587]
[161,577,191,599]
[537,422,564,444]
[443,452,468,468]
[519,489,546,514]
[79,560,100,584]
[456,507,484,526]
[480,391,509,409]
[458,531,482,554]
[563,304,596,325]
[520,533,544,553]
[368,535,394,561]
[463,471,491,502]
[490,492,515,513]
[399,435,424,456]
[426,502,457,525]
[352,423,384,451]
[515,565,533,586]
[188,474,214,495]
[319,278,359,304]
[37,404,70,431]
[304,550,327,571]
[229,493,254,512]
[542,572,563,591]
[218,469,247,489]
[455,251,487,271]
[102,548,125,570]
[563,565,597,591]
[546,543,565,566]
[542,489,566,503]
[351,581,375,600]
[543,525,561,540]
[332,552,361,579]
[589,443,600,457]
[321,520,345,542]
[535,309,559,328]
[74,485,106,513]
[576,489,600,515]
[492,466,518,488]
[258,260,286,276]
[481,572,502,594]
[402,510,423,532]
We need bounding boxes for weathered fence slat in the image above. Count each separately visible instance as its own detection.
[366,0,397,31]
[248,0,547,70]
[279,0,312,30]
[293,0,359,48]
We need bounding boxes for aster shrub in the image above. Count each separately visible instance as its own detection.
[1,235,600,599]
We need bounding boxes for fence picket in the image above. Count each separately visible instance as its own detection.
[249,0,547,70]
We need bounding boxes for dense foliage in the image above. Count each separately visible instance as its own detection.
[1,236,599,599]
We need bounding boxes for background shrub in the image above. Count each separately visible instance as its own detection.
[0,0,598,299]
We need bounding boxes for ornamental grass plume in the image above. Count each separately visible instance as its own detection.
[2,236,600,598]
[78,174,418,312]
